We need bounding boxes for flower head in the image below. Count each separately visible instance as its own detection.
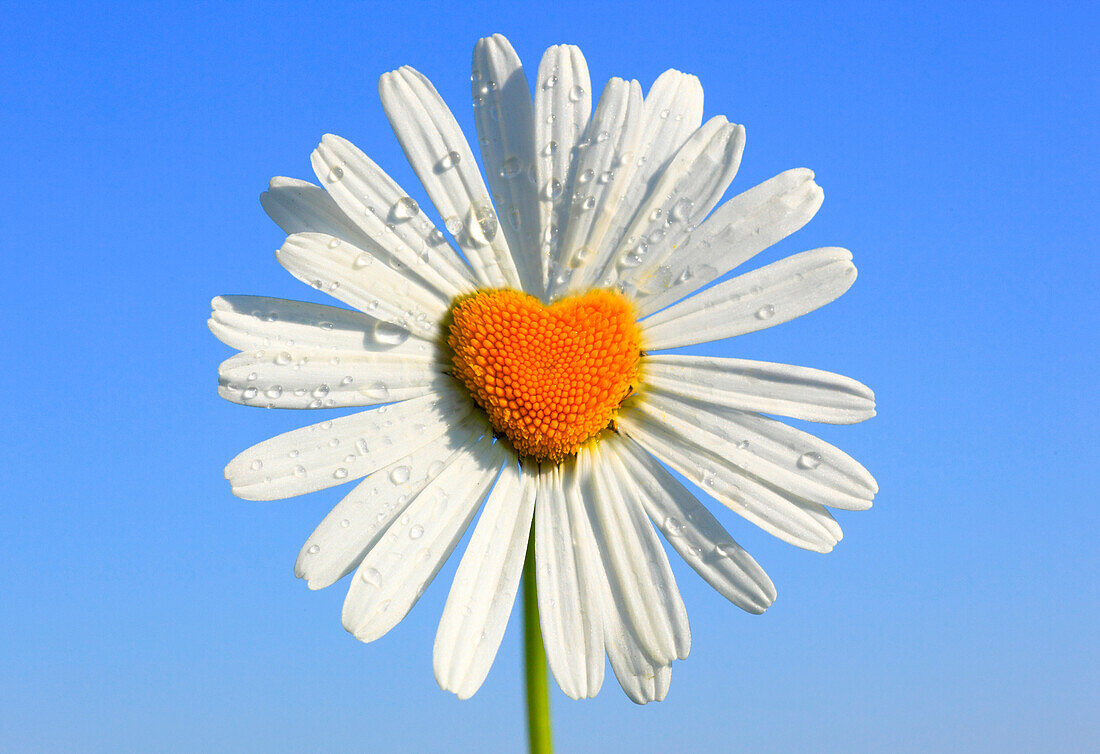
[211,34,876,703]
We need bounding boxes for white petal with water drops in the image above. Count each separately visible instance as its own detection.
[549,77,645,298]
[471,34,542,295]
[641,247,858,350]
[534,462,605,699]
[635,392,877,510]
[626,168,824,315]
[341,436,506,642]
[580,70,704,286]
[643,354,876,425]
[581,445,690,665]
[592,115,744,292]
[261,176,381,254]
[618,407,843,552]
[224,390,471,500]
[208,295,430,355]
[434,462,536,699]
[276,233,448,338]
[217,347,443,410]
[534,44,592,296]
[310,134,476,299]
[295,417,483,589]
[380,66,521,289]
[613,439,776,614]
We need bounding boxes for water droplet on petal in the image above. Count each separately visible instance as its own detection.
[389,465,411,484]
[333,467,349,479]
[393,196,419,220]
[755,304,776,320]
[797,452,823,470]
[373,321,410,346]
[500,156,522,178]
[360,567,382,587]
[409,524,425,540]
[326,165,344,182]
[438,151,461,171]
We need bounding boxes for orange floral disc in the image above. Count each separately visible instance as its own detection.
[447,289,642,462]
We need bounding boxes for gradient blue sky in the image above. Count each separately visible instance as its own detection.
[3,1,1097,752]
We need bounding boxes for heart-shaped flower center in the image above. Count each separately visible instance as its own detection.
[447,289,642,462]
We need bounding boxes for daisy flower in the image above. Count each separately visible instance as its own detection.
[210,34,877,706]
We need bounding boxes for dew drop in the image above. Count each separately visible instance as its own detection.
[242,387,258,400]
[333,467,349,479]
[250,459,263,471]
[409,524,425,540]
[294,465,307,478]
[307,544,320,554]
[664,516,686,536]
[755,304,776,320]
[670,198,695,223]
[797,452,823,470]
[360,567,382,587]
[577,168,594,184]
[326,165,344,183]
[264,385,283,399]
[542,178,563,200]
[714,543,740,559]
[393,196,419,220]
[373,320,410,346]
[543,74,557,89]
[275,351,292,366]
[568,84,585,101]
[500,156,522,178]
[428,460,445,477]
[389,465,412,484]
[438,151,461,171]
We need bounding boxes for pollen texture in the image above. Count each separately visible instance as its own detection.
[448,289,641,462]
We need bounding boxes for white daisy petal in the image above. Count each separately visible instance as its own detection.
[578,69,702,292]
[618,406,843,552]
[637,391,877,510]
[276,232,447,337]
[535,462,605,699]
[613,438,776,614]
[471,34,541,295]
[209,295,429,355]
[534,44,592,295]
[641,247,857,350]
[589,116,745,293]
[379,66,522,289]
[581,444,690,665]
[643,353,876,425]
[549,77,645,298]
[639,70,705,176]
[627,168,825,316]
[295,417,483,590]
[224,390,471,501]
[217,348,442,410]
[261,176,378,252]
[603,618,672,705]
[310,134,476,298]
[342,436,506,643]
[434,461,535,699]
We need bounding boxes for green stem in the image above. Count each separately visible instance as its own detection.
[523,528,552,754]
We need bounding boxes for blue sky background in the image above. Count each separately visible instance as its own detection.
[3,1,1097,751]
